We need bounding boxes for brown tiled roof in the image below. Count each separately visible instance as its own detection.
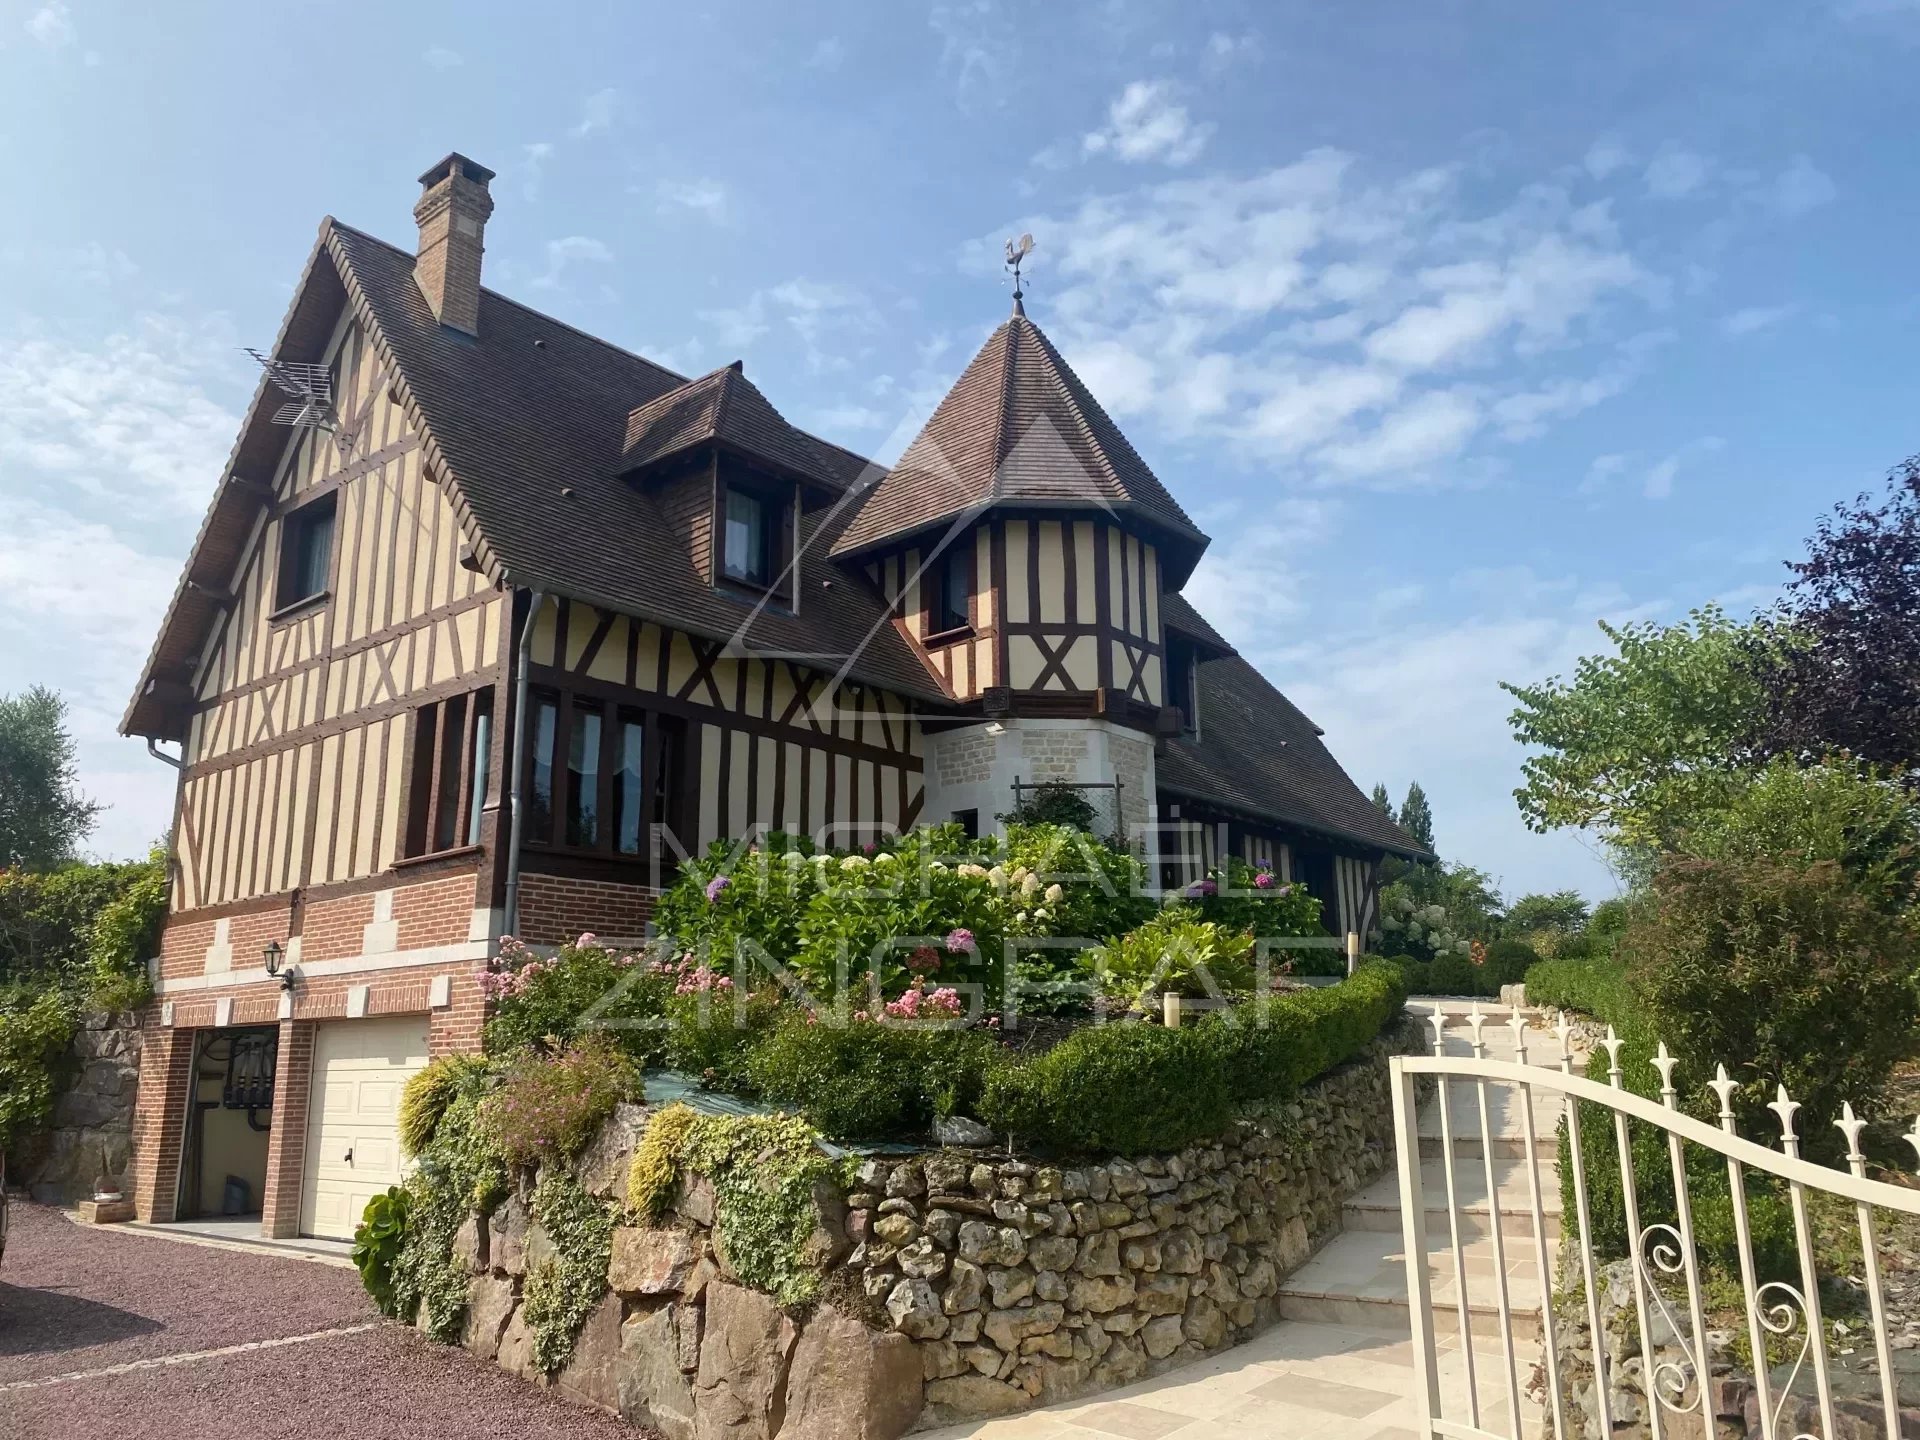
[622,362,846,491]
[1157,640,1429,858]
[832,310,1211,583]
[123,222,948,739]
[1161,590,1236,657]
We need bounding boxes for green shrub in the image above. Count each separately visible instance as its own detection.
[1628,855,1919,1146]
[81,846,166,1008]
[0,853,165,1003]
[746,1010,1000,1140]
[481,936,673,1066]
[998,780,1098,832]
[653,833,827,979]
[661,978,783,1092]
[1082,907,1256,1008]
[1481,938,1540,989]
[1187,857,1328,942]
[979,1019,1232,1156]
[1202,963,1407,1107]
[0,986,76,1156]
[1425,951,1482,995]
[350,1186,411,1313]
[399,1054,489,1156]
[521,1169,615,1374]
[384,1085,508,1337]
[477,1036,638,1167]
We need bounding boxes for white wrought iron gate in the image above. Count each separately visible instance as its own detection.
[1390,1007,1920,1440]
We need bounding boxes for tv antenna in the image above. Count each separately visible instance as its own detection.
[245,348,355,456]
[1004,233,1035,314]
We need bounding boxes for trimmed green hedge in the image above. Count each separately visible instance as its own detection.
[977,964,1408,1155]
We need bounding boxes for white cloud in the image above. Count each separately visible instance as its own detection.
[657,178,730,220]
[531,235,613,290]
[423,46,462,69]
[516,141,554,201]
[1643,145,1712,199]
[989,149,1646,481]
[1202,31,1262,69]
[1583,138,1631,180]
[929,0,1016,111]
[1083,81,1213,166]
[1643,436,1725,500]
[1721,302,1797,336]
[805,36,846,69]
[1754,156,1836,216]
[24,1,74,47]
[0,315,252,861]
[701,280,865,370]
[572,88,620,138]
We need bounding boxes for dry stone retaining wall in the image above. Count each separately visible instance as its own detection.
[430,1015,1426,1437]
[21,1010,142,1203]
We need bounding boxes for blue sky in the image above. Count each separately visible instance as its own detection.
[3,1,1917,901]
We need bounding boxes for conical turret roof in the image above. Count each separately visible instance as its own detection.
[832,309,1209,581]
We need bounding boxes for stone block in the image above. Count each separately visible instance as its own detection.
[462,1274,517,1361]
[693,1279,797,1440]
[610,1225,699,1297]
[781,1303,923,1440]
[621,1305,698,1440]
[555,1292,624,1412]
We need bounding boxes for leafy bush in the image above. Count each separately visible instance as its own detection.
[1681,757,1919,904]
[1481,938,1540,989]
[1627,855,1919,1146]
[1202,963,1408,1107]
[980,965,1405,1155]
[998,780,1098,832]
[746,1009,1001,1140]
[476,1037,638,1167]
[792,836,1007,1008]
[350,1186,411,1313]
[399,1054,489,1156]
[653,833,827,977]
[980,1020,1230,1156]
[1082,907,1256,1008]
[0,851,165,1005]
[481,935,672,1066]
[521,1169,615,1374]
[660,974,784,1093]
[385,1085,508,1337]
[0,987,75,1156]
[1424,950,1483,996]
[1186,857,1326,937]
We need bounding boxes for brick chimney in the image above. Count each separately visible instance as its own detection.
[412,153,495,336]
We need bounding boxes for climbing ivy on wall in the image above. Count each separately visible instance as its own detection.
[521,1168,616,1374]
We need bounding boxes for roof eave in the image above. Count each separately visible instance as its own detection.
[1156,780,1434,861]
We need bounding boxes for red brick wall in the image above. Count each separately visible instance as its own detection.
[298,892,375,965]
[259,1020,315,1239]
[128,1028,193,1224]
[430,967,486,1056]
[515,873,659,945]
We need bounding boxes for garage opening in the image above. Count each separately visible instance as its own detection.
[175,1026,277,1226]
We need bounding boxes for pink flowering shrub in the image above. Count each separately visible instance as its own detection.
[481,935,673,1066]
[475,1035,639,1167]
[1187,858,1331,971]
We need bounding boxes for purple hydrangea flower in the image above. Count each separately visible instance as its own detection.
[705,874,732,903]
[945,927,975,954]
[1187,879,1218,898]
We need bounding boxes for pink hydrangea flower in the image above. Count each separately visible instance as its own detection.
[945,928,975,954]
[1254,871,1275,890]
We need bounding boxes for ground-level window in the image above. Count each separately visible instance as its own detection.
[404,689,494,857]
[522,688,686,859]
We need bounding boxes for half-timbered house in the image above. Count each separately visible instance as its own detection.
[119,154,1426,1238]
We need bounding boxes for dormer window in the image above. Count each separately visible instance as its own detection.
[928,534,972,636]
[723,485,774,588]
[274,492,336,612]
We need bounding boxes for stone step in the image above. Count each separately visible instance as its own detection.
[1273,1230,1551,1342]
[1417,1133,1560,1162]
[1343,1159,1562,1241]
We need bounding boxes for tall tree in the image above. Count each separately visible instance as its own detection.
[0,688,101,870]
[1370,782,1394,817]
[1749,459,1920,779]
[1505,890,1590,936]
[1502,605,1768,852]
[1398,781,1435,853]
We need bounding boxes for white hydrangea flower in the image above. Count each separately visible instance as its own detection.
[840,854,870,872]
[1044,883,1064,904]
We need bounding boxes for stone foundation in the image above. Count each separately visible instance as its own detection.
[426,1015,1426,1437]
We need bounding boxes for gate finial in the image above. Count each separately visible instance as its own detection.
[1907,1116,1920,1169]
[1506,1007,1530,1062]
[1651,1041,1679,1107]
[1768,1083,1802,1153]
[1835,1101,1868,1170]
[1426,1008,1449,1057]
[1600,1025,1625,1087]
[1708,1064,1738,1130]
[1466,1002,1487,1058]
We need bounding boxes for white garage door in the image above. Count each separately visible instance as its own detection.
[300,1015,429,1239]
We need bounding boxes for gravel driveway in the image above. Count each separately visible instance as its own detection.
[0,1202,643,1439]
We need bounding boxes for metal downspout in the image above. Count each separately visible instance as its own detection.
[503,590,547,940]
